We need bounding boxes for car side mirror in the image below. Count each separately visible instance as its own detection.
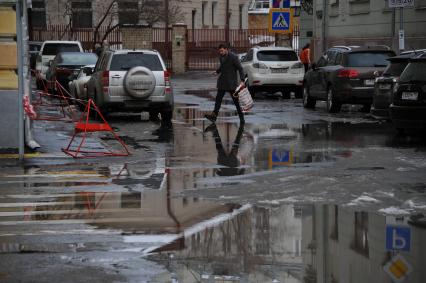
[311,63,318,70]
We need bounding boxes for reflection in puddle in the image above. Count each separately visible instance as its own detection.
[148,204,426,283]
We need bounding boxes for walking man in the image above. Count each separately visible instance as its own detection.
[300,43,311,72]
[205,44,246,124]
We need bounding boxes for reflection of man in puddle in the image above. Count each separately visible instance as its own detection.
[206,124,245,176]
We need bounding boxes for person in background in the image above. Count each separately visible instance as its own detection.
[300,43,311,72]
[205,43,246,124]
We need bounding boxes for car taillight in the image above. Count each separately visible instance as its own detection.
[338,69,359,78]
[253,62,268,69]
[102,71,109,94]
[164,70,171,86]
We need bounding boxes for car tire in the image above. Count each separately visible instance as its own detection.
[326,87,341,113]
[294,86,303,99]
[91,90,105,121]
[281,89,291,99]
[123,66,156,98]
[161,110,173,128]
[149,111,160,122]
[303,85,316,109]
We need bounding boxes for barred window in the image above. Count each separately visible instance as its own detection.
[118,1,139,25]
[72,1,92,28]
[31,0,46,28]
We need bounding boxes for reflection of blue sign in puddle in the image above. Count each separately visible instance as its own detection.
[268,149,336,169]
[149,204,425,283]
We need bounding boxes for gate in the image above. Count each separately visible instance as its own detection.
[186,27,300,70]
[152,28,173,70]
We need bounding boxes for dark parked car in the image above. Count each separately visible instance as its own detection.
[46,52,98,92]
[303,45,395,113]
[371,51,424,119]
[389,53,426,133]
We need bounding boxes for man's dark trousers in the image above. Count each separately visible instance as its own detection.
[213,89,244,121]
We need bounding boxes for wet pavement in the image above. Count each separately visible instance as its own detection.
[0,71,425,282]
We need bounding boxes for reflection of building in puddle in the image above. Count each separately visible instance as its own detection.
[302,205,426,283]
[175,105,240,126]
[17,171,238,234]
[149,204,303,282]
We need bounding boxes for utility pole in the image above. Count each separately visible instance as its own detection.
[16,0,25,161]
[225,0,230,44]
[322,0,327,52]
[399,7,404,52]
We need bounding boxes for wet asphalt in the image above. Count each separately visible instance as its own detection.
[0,71,425,282]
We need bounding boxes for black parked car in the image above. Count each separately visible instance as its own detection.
[389,53,426,133]
[303,45,395,113]
[46,52,98,92]
[371,51,424,119]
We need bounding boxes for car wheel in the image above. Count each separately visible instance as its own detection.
[303,85,316,108]
[294,86,303,99]
[91,90,105,120]
[326,87,341,113]
[161,110,173,128]
[281,89,291,99]
[124,66,156,98]
[149,111,160,122]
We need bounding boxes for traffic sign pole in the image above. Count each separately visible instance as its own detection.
[399,7,404,52]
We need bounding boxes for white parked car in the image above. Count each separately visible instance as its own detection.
[85,49,173,122]
[68,64,95,102]
[241,46,304,98]
[35,40,83,88]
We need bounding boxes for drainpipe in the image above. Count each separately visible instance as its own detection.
[322,0,327,52]
[225,0,230,43]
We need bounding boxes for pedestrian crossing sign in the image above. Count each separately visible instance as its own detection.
[269,8,293,34]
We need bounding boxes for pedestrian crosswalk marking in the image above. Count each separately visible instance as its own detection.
[273,13,289,28]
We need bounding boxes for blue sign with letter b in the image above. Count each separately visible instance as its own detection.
[386,226,411,251]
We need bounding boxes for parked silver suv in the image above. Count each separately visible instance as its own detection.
[85,49,173,122]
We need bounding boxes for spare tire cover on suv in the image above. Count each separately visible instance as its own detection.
[123,66,156,98]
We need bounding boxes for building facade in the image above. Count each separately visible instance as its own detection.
[312,0,426,60]
[29,0,249,29]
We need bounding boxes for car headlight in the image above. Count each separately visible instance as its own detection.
[393,82,399,94]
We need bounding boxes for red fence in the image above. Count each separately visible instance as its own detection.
[186,26,300,70]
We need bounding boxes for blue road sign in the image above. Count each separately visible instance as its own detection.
[271,149,291,163]
[273,0,290,8]
[270,9,292,33]
[386,226,411,251]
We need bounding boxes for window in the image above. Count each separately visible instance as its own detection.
[326,51,338,66]
[212,2,217,27]
[72,1,92,28]
[202,1,208,27]
[317,56,327,67]
[257,50,298,61]
[346,52,394,67]
[400,61,426,83]
[119,1,139,25]
[42,44,81,56]
[31,0,46,28]
[239,4,244,29]
[109,53,163,71]
[352,211,369,257]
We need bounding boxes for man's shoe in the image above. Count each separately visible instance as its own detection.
[204,112,217,123]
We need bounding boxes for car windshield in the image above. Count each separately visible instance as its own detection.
[42,43,81,55]
[399,61,426,82]
[59,53,98,65]
[347,52,394,67]
[382,61,409,76]
[109,53,163,71]
[257,50,298,61]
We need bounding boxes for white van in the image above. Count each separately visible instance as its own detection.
[35,40,83,85]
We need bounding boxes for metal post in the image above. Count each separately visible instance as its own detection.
[322,0,327,52]
[16,0,25,161]
[399,7,404,52]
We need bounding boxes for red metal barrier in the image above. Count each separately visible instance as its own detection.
[62,99,130,158]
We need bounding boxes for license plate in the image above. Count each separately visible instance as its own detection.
[401,92,418,100]
[364,79,375,86]
[271,68,288,73]
[378,83,392,90]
